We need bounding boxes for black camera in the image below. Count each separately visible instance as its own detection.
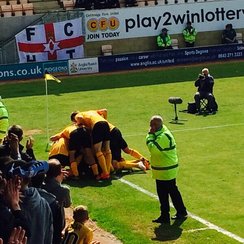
[198,74,204,79]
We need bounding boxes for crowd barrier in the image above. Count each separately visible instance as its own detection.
[0,43,243,81]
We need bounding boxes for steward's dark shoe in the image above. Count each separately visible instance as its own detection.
[171,213,188,220]
[152,217,170,224]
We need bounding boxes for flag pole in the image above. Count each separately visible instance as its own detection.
[45,76,50,152]
[44,73,61,152]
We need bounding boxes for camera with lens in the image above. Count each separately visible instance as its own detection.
[198,74,204,79]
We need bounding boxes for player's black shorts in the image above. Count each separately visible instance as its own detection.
[92,121,110,144]
[69,127,91,151]
[110,127,128,161]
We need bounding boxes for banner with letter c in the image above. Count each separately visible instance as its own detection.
[15,18,84,63]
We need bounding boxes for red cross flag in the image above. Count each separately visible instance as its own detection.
[15,18,84,63]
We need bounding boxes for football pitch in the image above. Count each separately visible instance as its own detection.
[1,61,244,243]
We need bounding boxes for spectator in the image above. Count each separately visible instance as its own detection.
[194,68,218,114]
[182,21,197,47]
[0,227,27,244]
[0,170,30,243]
[108,0,120,8]
[63,205,100,244]
[94,0,108,9]
[1,125,36,162]
[74,0,93,9]
[0,97,9,144]
[146,115,187,224]
[43,158,71,208]
[157,28,172,50]
[11,160,54,244]
[125,0,137,7]
[31,172,65,244]
[222,24,238,44]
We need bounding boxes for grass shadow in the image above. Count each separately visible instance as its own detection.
[152,218,187,242]
[63,177,112,188]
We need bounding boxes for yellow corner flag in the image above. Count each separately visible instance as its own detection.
[44,73,61,83]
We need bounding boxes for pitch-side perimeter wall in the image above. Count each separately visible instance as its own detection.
[0,43,243,81]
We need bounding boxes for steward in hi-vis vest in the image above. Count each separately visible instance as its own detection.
[0,99,9,143]
[146,115,187,224]
[156,28,173,50]
[183,21,197,47]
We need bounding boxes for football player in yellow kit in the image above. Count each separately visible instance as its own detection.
[75,110,112,180]
[96,109,150,172]
[49,112,100,179]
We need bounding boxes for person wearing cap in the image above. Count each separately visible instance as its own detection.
[156,28,172,50]
[146,115,187,224]
[0,97,9,144]
[182,21,197,47]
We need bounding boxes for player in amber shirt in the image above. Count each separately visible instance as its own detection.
[97,109,150,172]
[63,205,98,244]
[49,112,100,179]
[75,110,112,180]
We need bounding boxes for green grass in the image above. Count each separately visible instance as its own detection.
[1,61,244,243]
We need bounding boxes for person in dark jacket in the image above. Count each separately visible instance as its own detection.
[194,68,217,114]
[222,24,238,44]
[31,173,65,244]
[0,170,30,243]
[10,160,54,244]
[1,125,36,162]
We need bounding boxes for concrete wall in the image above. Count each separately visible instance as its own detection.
[84,28,244,57]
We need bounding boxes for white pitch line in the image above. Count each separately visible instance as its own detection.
[183,227,210,233]
[119,178,244,243]
[124,122,244,138]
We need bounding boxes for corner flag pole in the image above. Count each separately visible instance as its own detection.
[44,73,61,152]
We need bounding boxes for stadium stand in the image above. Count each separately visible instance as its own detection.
[1,5,12,17]
[12,4,23,16]
[236,33,243,43]
[101,44,113,55]
[22,3,34,15]
[171,38,179,49]
[63,0,75,10]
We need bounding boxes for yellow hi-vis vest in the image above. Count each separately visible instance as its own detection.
[157,34,172,48]
[183,27,197,43]
[0,101,9,139]
[146,125,179,180]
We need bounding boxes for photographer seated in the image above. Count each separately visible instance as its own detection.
[194,68,217,114]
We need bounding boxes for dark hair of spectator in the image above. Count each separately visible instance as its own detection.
[8,125,23,140]
[46,159,62,178]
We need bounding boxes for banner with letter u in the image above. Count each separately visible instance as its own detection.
[15,18,84,63]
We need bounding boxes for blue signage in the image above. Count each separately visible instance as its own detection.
[0,44,243,81]
[98,44,244,72]
[0,62,43,81]
[43,60,68,76]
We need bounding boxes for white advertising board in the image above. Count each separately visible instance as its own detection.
[68,57,99,74]
[84,0,244,42]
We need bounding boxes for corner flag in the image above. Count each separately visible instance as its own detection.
[44,73,61,83]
